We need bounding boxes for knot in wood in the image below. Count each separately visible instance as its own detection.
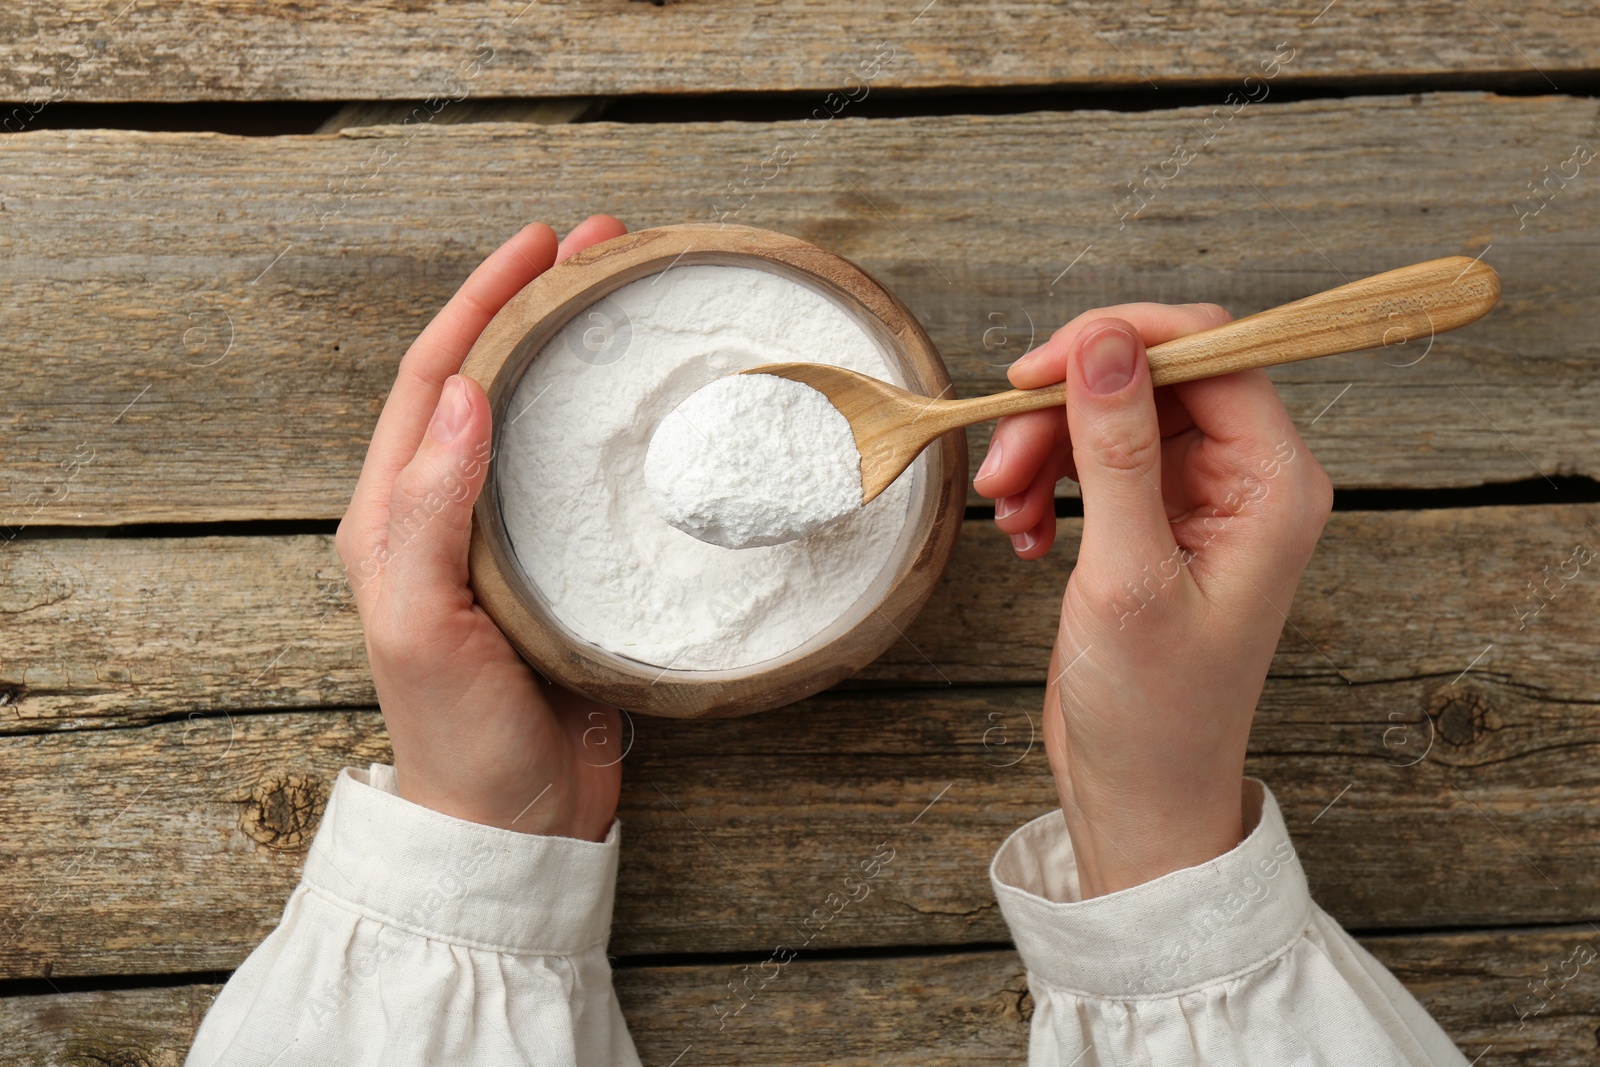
[996,973,1034,1025]
[240,775,326,851]
[1428,685,1491,748]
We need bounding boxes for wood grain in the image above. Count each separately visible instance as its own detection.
[1,3,1597,101]
[5,929,1595,1064]
[0,534,364,731]
[0,984,220,1067]
[0,668,1595,978]
[2,94,1596,526]
[4,505,1594,730]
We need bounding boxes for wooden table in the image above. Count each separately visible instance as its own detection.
[3,4,1598,1062]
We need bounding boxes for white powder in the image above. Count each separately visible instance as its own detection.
[497,264,916,671]
[643,373,863,550]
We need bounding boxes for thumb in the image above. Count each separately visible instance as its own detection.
[382,374,493,616]
[1065,320,1179,573]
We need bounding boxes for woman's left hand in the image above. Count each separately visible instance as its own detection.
[335,215,631,842]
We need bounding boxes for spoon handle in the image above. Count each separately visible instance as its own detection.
[943,256,1500,423]
[1144,255,1499,386]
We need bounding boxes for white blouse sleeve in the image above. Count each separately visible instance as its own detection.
[991,778,1469,1066]
[185,764,639,1067]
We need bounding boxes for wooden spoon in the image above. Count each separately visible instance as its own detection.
[747,256,1501,506]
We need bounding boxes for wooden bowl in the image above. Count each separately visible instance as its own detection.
[460,224,965,718]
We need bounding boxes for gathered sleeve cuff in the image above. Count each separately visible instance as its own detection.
[990,779,1468,1066]
[185,765,638,1067]
[302,764,619,957]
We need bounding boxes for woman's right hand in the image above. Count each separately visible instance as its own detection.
[973,304,1334,896]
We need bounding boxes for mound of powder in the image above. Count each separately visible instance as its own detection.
[643,373,862,550]
[496,264,917,672]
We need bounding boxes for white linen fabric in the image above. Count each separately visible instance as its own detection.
[991,779,1468,1066]
[185,765,636,1066]
[186,768,1466,1066]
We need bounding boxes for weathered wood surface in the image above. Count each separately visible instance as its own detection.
[4,94,1597,526]
[1,984,220,1067]
[4,506,1595,730]
[0,534,361,730]
[2,2,1597,102]
[1,666,1595,978]
[7,928,1596,1064]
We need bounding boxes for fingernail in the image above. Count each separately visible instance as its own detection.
[996,494,1023,520]
[1080,327,1137,396]
[975,438,1005,482]
[1010,531,1037,554]
[1010,346,1044,372]
[430,375,471,443]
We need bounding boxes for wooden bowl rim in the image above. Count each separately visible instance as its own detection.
[460,223,965,718]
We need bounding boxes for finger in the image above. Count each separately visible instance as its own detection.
[1169,368,1295,452]
[978,303,1229,500]
[1154,385,1196,440]
[1065,318,1179,571]
[1159,425,1206,521]
[340,223,558,599]
[1169,371,1331,584]
[974,407,1064,499]
[379,374,494,623]
[557,214,628,262]
[1169,370,1303,530]
[1007,302,1232,391]
[996,436,1070,537]
[369,223,557,475]
[1057,439,1079,485]
[1010,510,1057,561]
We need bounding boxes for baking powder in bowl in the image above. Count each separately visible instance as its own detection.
[497,264,916,671]
[644,373,863,550]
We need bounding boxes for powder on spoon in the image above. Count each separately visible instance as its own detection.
[644,373,863,550]
[496,264,917,672]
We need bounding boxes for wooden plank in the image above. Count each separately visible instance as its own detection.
[5,928,1595,1063]
[0,984,220,1067]
[2,94,1597,526]
[1,3,1596,101]
[4,505,1595,728]
[870,503,1600,690]
[1367,927,1600,1063]
[0,535,362,730]
[0,667,1595,978]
